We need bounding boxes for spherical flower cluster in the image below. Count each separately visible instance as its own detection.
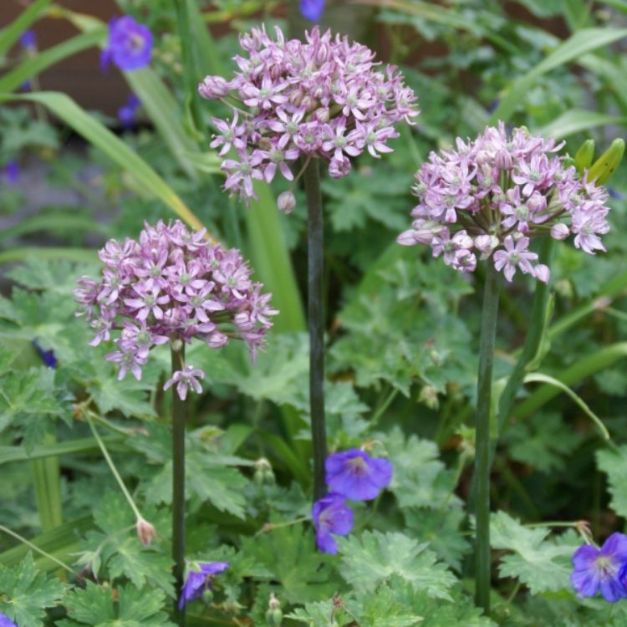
[312,448,393,553]
[74,220,278,400]
[397,122,612,283]
[572,532,627,603]
[101,15,153,72]
[179,561,229,609]
[198,26,418,201]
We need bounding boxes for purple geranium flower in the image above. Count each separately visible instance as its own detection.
[118,94,141,129]
[325,449,393,501]
[101,16,152,72]
[179,561,229,609]
[571,533,627,602]
[20,30,36,51]
[0,613,17,627]
[312,493,353,554]
[300,0,325,22]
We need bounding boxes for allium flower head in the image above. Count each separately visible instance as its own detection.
[198,26,418,200]
[74,220,278,399]
[398,123,613,283]
[101,16,152,72]
[571,533,627,603]
[312,493,353,554]
[0,613,16,627]
[179,561,229,609]
[325,448,393,501]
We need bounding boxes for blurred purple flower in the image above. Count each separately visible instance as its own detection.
[164,365,205,401]
[325,449,393,501]
[571,533,627,602]
[0,613,17,627]
[4,161,20,185]
[300,0,325,22]
[179,561,229,609]
[20,30,36,51]
[312,493,353,554]
[118,94,141,129]
[101,16,152,72]
[32,339,57,368]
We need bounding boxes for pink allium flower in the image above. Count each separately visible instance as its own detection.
[397,122,613,283]
[75,221,278,399]
[198,26,419,201]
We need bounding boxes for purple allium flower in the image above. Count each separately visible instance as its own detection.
[325,449,393,501]
[312,493,353,554]
[397,123,614,283]
[20,30,36,51]
[571,533,627,602]
[164,365,205,401]
[74,220,278,399]
[101,16,152,72]
[4,160,20,186]
[118,94,141,129]
[32,339,57,368]
[300,0,325,22]
[0,613,17,627]
[198,26,418,202]
[179,561,229,609]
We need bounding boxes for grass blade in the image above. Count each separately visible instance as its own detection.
[0,0,50,57]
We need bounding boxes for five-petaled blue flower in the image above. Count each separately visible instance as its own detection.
[179,561,229,609]
[118,94,141,129]
[325,448,393,501]
[312,493,353,554]
[101,16,153,72]
[20,30,36,51]
[300,0,325,22]
[0,612,17,627]
[571,532,627,603]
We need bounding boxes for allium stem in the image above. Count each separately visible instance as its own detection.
[304,158,327,502]
[171,344,187,626]
[473,261,500,614]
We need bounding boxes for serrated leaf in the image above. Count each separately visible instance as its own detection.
[338,531,456,600]
[0,553,65,627]
[490,511,578,594]
[597,445,627,517]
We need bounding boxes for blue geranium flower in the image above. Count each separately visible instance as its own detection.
[571,533,627,602]
[300,0,325,22]
[32,339,57,368]
[101,16,153,72]
[117,94,141,129]
[179,561,229,609]
[4,161,20,186]
[325,448,393,501]
[312,493,353,554]
[0,612,17,627]
[20,30,36,51]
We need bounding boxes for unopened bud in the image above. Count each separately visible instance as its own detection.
[266,594,283,626]
[550,223,569,240]
[136,517,156,546]
[198,75,231,100]
[277,191,296,214]
[202,587,214,605]
[418,385,439,410]
[254,457,275,485]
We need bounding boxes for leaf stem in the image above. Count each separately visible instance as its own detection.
[303,158,327,502]
[171,344,187,626]
[0,525,73,574]
[473,261,500,614]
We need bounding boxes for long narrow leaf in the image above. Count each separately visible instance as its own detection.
[490,28,627,123]
[0,0,50,57]
[0,30,103,93]
[0,92,205,232]
[536,110,626,139]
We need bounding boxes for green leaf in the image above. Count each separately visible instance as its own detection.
[0,552,65,627]
[0,0,50,57]
[490,511,578,594]
[490,28,627,122]
[62,581,174,626]
[597,445,627,517]
[535,110,627,139]
[338,531,456,600]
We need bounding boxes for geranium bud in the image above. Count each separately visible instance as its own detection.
[254,457,275,485]
[136,517,156,546]
[265,593,283,626]
[418,385,439,410]
[202,588,214,605]
[277,191,296,214]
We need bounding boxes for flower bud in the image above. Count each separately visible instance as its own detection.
[277,191,296,214]
[550,222,569,240]
[418,385,439,410]
[254,457,276,485]
[474,234,499,259]
[198,75,231,100]
[202,588,214,605]
[534,264,550,283]
[265,593,283,626]
[136,517,157,546]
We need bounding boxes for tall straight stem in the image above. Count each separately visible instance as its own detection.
[303,158,327,501]
[171,345,187,626]
[473,262,500,614]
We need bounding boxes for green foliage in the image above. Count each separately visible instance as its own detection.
[0,553,65,627]
[596,445,627,517]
